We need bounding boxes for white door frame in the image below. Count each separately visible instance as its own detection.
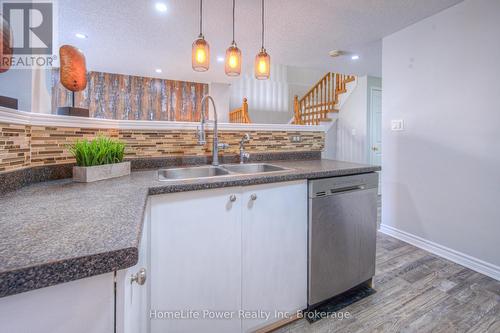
[368,87,382,165]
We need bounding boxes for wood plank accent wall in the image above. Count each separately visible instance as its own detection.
[0,123,325,173]
[51,70,208,121]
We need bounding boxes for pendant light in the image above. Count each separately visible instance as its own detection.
[192,0,210,71]
[254,0,270,80]
[225,0,242,76]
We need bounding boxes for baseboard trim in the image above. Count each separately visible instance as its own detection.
[379,224,500,281]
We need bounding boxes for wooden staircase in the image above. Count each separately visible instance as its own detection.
[229,98,251,123]
[293,72,355,125]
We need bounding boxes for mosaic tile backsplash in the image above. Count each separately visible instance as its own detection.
[0,123,325,173]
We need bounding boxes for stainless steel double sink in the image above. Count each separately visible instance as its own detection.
[158,163,290,181]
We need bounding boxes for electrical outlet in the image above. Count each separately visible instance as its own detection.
[391,120,405,131]
[290,135,302,143]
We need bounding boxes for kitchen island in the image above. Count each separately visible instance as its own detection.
[0,159,380,332]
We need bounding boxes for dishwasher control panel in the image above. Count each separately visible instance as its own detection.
[308,173,378,198]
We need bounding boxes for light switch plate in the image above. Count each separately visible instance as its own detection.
[391,120,405,131]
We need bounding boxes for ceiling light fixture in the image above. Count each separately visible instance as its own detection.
[192,0,210,72]
[254,0,270,80]
[351,55,360,60]
[328,50,345,58]
[75,33,88,39]
[225,0,241,76]
[217,56,225,63]
[155,3,167,13]
[155,69,162,73]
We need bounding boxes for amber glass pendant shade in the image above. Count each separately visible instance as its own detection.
[225,43,241,76]
[192,37,210,72]
[254,48,270,80]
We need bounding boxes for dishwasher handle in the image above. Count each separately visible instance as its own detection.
[309,173,379,198]
[330,184,366,194]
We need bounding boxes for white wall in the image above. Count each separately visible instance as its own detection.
[382,0,500,275]
[208,82,231,122]
[229,64,290,124]
[0,69,32,111]
[336,76,368,163]
[333,76,382,163]
[229,65,325,124]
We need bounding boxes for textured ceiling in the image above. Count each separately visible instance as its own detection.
[58,0,463,82]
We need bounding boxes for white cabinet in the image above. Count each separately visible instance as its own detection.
[0,204,152,333]
[150,188,243,333]
[149,180,307,333]
[116,200,151,333]
[241,181,307,332]
[0,273,115,333]
[0,181,307,333]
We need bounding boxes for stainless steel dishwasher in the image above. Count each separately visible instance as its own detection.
[308,173,378,307]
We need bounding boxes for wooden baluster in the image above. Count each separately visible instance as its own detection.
[316,84,319,124]
[320,78,324,120]
[326,73,330,116]
[335,73,339,104]
[300,100,304,124]
[307,94,310,125]
[328,73,332,109]
[313,86,316,125]
[293,95,297,124]
[323,75,327,118]
[308,94,314,125]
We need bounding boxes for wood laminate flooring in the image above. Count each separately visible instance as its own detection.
[275,233,500,333]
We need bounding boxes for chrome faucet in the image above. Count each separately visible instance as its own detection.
[239,133,251,164]
[198,95,229,166]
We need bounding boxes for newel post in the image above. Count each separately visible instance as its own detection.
[293,95,300,124]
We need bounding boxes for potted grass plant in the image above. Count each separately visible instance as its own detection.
[69,136,130,182]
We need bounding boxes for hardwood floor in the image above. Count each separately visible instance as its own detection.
[275,232,500,333]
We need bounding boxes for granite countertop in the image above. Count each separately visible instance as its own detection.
[0,159,380,298]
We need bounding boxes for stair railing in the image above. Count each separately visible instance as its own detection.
[293,72,355,125]
[229,98,251,123]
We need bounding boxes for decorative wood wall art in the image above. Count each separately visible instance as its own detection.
[51,70,209,121]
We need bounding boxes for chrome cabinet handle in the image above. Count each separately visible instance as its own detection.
[250,194,257,201]
[229,194,237,202]
[131,268,147,286]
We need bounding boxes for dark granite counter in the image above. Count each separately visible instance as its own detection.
[0,159,380,298]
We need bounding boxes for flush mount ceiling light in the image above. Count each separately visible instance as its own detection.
[192,0,210,72]
[225,0,242,76]
[328,50,345,58]
[217,56,225,63]
[155,2,167,13]
[254,0,270,80]
[351,54,360,60]
[155,68,162,73]
[75,33,88,39]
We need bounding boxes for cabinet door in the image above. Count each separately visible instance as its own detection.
[116,200,151,333]
[0,273,114,333]
[242,181,308,332]
[150,188,242,333]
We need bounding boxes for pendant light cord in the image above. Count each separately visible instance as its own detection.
[199,0,203,36]
[232,0,235,43]
[261,0,265,49]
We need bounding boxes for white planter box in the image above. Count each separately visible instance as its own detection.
[73,161,131,183]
